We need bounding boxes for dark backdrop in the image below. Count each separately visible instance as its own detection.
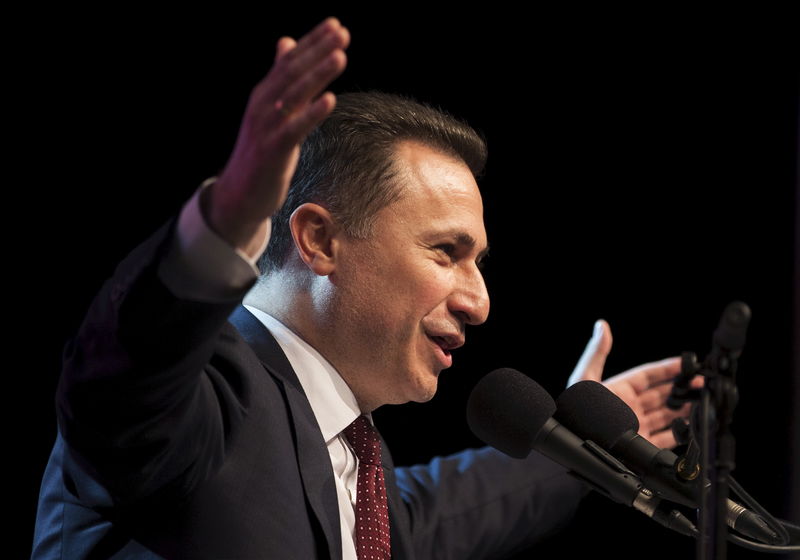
[19,9,798,559]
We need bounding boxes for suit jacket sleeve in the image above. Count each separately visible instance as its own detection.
[389,446,588,559]
[55,218,255,508]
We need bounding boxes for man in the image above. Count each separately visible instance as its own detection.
[33,17,691,559]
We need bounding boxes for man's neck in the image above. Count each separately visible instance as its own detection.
[244,276,379,412]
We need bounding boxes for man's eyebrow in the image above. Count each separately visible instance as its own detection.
[435,231,490,260]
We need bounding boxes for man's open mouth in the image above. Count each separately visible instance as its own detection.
[428,335,452,356]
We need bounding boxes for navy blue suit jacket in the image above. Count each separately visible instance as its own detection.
[32,220,586,559]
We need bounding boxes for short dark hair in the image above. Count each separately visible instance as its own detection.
[258,91,487,273]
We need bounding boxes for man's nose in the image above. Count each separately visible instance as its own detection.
[449,264,490,326]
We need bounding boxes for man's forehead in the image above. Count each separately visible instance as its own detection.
[391,143,482,200]
[393,140,475,181]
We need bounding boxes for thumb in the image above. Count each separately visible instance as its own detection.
[567,319,613,387]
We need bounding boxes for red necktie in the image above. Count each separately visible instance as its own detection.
[343,415,392,559]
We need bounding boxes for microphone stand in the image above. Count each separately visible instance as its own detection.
[669,301,750,560]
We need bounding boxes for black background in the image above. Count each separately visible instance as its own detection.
[19,8,799,559]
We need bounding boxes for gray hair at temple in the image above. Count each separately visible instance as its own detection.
[258,91,488,273]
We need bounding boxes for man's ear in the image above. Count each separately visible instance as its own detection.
[289,203,339,276]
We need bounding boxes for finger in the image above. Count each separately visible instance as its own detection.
[618,357,682,393]
[641,403,691,435]
[279,92,338,148]
[647,428,678,449]
[640,374,705,413]
[277,49,347,119]
[637,383,673,413]
[247,21,348,134]
[277,19,348,78]
[293,17,347,57]
[276,25,349,102]
[274,36,297,62]
[278,17,343,62]
[567,319,613,385]
[640,357,682,386]
[262,19,349,103]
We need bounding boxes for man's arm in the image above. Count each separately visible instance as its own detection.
[386,318,699,558]
[391,448,587,559]
[55,17,350,506]
[203,18,350,258]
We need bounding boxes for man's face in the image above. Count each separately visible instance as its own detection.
[328,141,490,411]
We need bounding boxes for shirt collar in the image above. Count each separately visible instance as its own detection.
[244,305,361,443]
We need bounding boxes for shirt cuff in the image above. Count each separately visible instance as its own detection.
[158,178,270,302]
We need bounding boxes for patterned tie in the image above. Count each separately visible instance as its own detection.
[343,415,392,559]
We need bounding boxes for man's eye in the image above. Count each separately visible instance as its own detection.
[433,244,460,264]
[435,244,457,257]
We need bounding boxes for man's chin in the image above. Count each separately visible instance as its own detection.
[380,367,441,406]
[409,374,440,404]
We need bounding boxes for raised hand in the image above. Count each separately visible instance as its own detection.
[203,17,350,257]
[567,319,698,449]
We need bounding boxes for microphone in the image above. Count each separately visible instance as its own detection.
[712,301,751,359]
[554,380,779,545]
[466,368,697,537]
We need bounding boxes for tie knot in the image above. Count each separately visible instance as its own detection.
[344,415,382,466]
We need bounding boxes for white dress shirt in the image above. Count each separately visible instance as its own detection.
[158,182,365,559]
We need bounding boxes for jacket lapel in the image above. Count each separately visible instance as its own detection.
[229,306,343,560]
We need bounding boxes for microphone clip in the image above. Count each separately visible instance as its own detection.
[666,351,702,410]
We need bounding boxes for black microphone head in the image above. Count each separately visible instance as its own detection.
[466,368,556,459]
[554,381,639,448]
[713,301,751,354]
